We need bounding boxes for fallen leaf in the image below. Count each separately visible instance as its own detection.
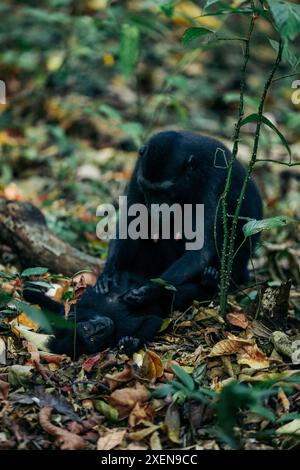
[209,334,252,357]
[226,313,249,329]
[82,353,102,372]
[127,423,160,441]
[94,400,119,422]
[140,351,163,382]
[105,364,134,390]
[278,387,290,413]
[0,379,9,400]
[237,344,269,369]
[97,429,126,450]
[109,383,150,420]
[164,403,181,444]
[128,402,153,428]
[25,341,40,365]
[276,419,300,436]
[8,365,33,386]
[150,431,162,450]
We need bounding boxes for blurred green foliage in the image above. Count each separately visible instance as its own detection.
[0,0,299,255]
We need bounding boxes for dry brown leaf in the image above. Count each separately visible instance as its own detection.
[226,313,249,329]
[25,341,40,364]
[128,402,154,428]
[109,383,150,420]
[140,351,163,382]
[82,353,102,372]
[97,429,126,450]
[237,344,269,369]
[209,333,252,357]
[0,379,9,400]
[105,364,134,390]
[40,353,66,365]
[39,406,87,450]
[278,387,290,413]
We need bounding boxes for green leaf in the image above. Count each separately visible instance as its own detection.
[0,271,16,280]
[240,113,291,157]
[182,27,214,47]
[269,39,299,69]
[150,278,177,292]
[267,0,300,40]
[93,400,118,422]
[204,0,220,8]
[250,404,276,422]
[152,384,176,398]
[21,267,49,278]
[171,364,195,391]
[26,281,51,289]
[120,23,139,80]
[243,216,297,238]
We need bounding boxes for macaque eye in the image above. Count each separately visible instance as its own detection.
[186,154,195,170]
[138,145,148,157]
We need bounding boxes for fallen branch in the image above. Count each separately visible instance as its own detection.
[0,198,103,276]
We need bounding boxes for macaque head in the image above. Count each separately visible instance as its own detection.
[137,131,197,209]
[77,316,115,354]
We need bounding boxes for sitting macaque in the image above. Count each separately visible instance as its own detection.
[24,130,262,356]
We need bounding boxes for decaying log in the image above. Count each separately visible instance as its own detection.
[0,198,103,277]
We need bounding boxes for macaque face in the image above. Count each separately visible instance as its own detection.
[78,316,115,353]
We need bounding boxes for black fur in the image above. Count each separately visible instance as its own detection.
[23,130,262,356]
[97,130,263,303]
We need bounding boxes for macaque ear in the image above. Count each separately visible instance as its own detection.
[138,145,148,157]
[186,154,196,170]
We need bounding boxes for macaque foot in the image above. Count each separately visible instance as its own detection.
[118,336,141,356]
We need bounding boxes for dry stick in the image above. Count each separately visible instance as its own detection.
[222,39,284,314]
[219,7,256,314]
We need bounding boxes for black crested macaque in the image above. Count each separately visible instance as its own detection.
[23,130,262,357]
[23,268,216,356]
[97,130,263,305]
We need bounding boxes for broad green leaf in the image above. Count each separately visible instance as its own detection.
[171,364,195,391]
[120,23,139,80]
[26,281,51,289]
[269,39,299,69]
[241,113,291,157]
[243,216,296,238]
[250,404,276,422]
[152,384,176,398]
[267,0,300,40]
[182,27,214,47]
[21,267,49,278]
